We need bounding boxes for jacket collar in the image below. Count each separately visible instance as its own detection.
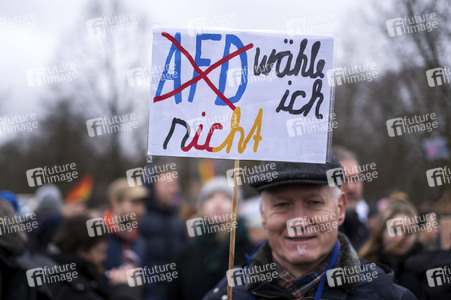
[245,232,361,297]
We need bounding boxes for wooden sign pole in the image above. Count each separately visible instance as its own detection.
[227,159,240,300]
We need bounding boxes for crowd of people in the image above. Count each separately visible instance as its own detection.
[0,147,450,299]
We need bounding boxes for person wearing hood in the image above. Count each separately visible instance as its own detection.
[203,158,416,300]
[167,176,254,300]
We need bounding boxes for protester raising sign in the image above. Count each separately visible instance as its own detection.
[147,27,334,163]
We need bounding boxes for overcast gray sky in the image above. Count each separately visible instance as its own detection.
[0,0,386,119]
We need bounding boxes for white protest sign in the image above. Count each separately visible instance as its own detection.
[147,27,334,163]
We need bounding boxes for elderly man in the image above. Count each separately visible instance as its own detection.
[203,158,416,299]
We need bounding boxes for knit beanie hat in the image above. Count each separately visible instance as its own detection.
[199,176,242,206]
[35,184,63,214]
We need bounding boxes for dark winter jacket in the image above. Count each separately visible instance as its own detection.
[167,218,254,300]
[49,252,141,300]
[378,242,426,293]
[1,248,55,300]
[140,200,185,267]
[202,233,417,300]
[104,231,146,270]
[404,248,451,300]
[28,212,65,253]
[0,199,52,300]
[139,193,186,300]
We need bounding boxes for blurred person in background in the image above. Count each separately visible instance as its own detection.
[402,234,451,299]
[49,214,141,300]
[365,204,379,234]
[104,178,147,271]
[366,197,390,234]
[417,209,439,249]
[168,176,253,300]
[359,199,426,296]
[139,170,186,300]
[240,195,267,246]
[28,184,65,253]
[333,146,369,251]
[0,199,44,299]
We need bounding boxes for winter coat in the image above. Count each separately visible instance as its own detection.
[202,233,417,300]
[49,252,141,300]
[378,242,426,293]
[404,248,451,300]
[139,197,186,300]
[167,218,254,300]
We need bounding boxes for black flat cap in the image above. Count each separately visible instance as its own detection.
[249,155,343,192]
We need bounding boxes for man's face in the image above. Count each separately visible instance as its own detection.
[340,159,363,208]
[260,184,346,273]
